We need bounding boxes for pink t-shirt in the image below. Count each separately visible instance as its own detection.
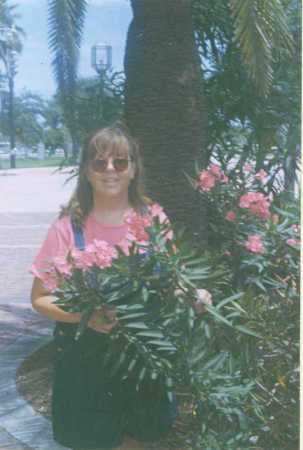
[30,205,170,284]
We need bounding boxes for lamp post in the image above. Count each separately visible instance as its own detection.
[0,27,17,168]
[91,42,112,121]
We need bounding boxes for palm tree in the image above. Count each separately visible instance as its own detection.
[0,0,24,70]
[0,0,24,163]
[48,0,87,163]
[124,0,206,230]
[48,0,294,227]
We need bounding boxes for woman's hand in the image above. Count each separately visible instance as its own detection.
[194,289,212,314]
[88,310,117,334]
[174,285,212,314]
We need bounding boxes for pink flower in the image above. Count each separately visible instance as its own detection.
[224,249,231,256]
[239,192,270,220]
[273,214,279,224]
[221,175,229,184]
[148,203,164,217]
[286,238,300,246]
[244,163,254,173]
[117,238,132,256]
[42,276,58,293]
[124,209,152,241]
[245,234,265,254]
[291,224,300,233]
[239,193,252,208]
[226,211,236,222]
[198,170,216,191]
[71,248,96,270]
[39,270,58,293]
[91,240,118,268]
[254,169,266,183]
[53,255,72,277]
[209,164,221,179]
[249,200,270,220]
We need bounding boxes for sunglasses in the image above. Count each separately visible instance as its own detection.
[90,157,131,173]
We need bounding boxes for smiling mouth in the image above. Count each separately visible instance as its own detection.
[103,178,119,183]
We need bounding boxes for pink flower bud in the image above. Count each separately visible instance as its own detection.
[254,169,266,183]
[286,238,300,246]
[226,211,236,222]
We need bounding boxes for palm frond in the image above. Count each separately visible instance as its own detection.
[48,0,87,105]
[229,0,294,96]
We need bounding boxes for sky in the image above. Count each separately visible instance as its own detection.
[11,0,132,99]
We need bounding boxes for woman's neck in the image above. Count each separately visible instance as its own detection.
[91,195,132,226]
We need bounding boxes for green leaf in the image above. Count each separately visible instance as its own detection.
[189,349,207,366]
[235,325,261,338]
[127,357,138,373]
[124,322,149,329]
[139,367,146,382]
[142,286,149,302]
[216,293,244,310]
[146,340,176,349]
[203,352,228,370]
[118,312,147,321]
[202,304,233,328]
[136,331,165,339]
[204,324,211,339]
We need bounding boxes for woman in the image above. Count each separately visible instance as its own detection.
[30,122,178,450]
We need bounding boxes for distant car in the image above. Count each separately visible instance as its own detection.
[0,142,10,159]
[55,148,65,156]
[28,151,38,159]
[18,147,29,157]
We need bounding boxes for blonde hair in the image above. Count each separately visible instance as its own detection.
[60,122,149,225]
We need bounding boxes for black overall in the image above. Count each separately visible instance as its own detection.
[52,223,178,449]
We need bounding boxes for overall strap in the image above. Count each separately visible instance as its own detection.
[71,220,85,251]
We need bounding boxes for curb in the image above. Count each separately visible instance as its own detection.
[0,329,70,449]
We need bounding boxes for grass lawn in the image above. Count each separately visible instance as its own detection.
[0,157,66,169]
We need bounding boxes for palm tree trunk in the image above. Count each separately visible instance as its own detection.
[124,0,206,232]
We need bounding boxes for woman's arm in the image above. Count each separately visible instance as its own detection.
[31,277,81,323]
[31,277,117,333]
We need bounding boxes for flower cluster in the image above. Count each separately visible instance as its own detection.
[41,205,169,292]
[195,164,273,254]
[123,209,153,242]
[41,239,119,292]
[195,164,228,191]
[244,234,265,254]
[239,192,270,220]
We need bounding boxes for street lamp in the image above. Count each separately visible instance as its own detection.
[91,42,112,121]
[91,42,112,74]
[0,26,18,168]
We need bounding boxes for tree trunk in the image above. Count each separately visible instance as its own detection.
[124,0,206,232]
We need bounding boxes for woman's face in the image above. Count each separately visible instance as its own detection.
[86,147,135,201]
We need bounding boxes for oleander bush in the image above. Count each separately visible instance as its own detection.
[184,162,300,449]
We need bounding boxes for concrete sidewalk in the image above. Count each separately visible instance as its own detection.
[0,167,76,449]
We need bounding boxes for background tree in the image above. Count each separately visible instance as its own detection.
[193,0,300,200]
[124,0,205,231]
[48,0,295,228]
[0,90,45,150]
[42,97,65,156]
[124,0,295,229]
[0,0,24,67]
[71,72,125,144]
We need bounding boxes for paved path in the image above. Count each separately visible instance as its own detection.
[0,167,76,449]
